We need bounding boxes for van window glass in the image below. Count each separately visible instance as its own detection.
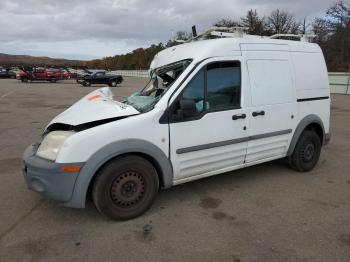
[247,59,293,106]
[207,62,241,110]
[177,61,241,119]
[181,69,205,113]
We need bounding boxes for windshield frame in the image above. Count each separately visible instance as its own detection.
[124,59,193,113]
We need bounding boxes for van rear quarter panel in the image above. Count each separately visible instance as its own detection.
[291,51,330,134]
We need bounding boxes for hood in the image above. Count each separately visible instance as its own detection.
[48,87,140,126]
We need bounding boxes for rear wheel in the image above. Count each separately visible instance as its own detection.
[289,130,321,172]
[92,155,159,220]
[50,78,56,83]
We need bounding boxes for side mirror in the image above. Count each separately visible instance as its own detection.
[173,100,197,121]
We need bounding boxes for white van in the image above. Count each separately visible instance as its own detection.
[23,36,330,220]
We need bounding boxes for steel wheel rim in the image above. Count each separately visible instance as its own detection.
[110,171,146,208]
[303,143,315,162]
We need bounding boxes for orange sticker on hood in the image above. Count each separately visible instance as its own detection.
[88,95,103,101]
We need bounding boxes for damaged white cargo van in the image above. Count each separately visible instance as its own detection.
[23,36,330,220]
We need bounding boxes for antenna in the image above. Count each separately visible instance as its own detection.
[192,25,197,38]
[171,29,174,41]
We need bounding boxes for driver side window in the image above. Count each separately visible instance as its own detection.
[181,69,205,113]
[176,61,241,121]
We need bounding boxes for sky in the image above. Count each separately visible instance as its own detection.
[0,0,335,60]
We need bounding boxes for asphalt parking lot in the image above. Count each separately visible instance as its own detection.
[0,78,349,262]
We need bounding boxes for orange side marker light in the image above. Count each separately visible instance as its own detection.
[61,166,81,173]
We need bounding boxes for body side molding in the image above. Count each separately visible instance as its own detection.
[297,96,329,102]
[64,139,173,208]
[177,129,292,154]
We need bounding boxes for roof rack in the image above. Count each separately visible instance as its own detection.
[270,34,315,42]
[188,26,249,42]
[174,27,315,43]
[270,34,301,41]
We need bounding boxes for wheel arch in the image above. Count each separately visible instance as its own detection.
[64,139,173,208]
[287,114,325,156]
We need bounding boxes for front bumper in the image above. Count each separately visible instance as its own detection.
[22,144,84,203]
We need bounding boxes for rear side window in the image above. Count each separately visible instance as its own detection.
[179,61,241,116]
[247,59,293,106]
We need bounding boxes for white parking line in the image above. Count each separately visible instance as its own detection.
[0,90,16,100]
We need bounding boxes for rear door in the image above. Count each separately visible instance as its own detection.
[35,69,46,80]
[243,50,297,163]
[168,57,249,184]
[94,72,106,84]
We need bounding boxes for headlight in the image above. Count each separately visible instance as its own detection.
[36,131,75,161]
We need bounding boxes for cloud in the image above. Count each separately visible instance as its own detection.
[0,0,334,59]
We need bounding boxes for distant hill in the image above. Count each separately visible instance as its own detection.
[0,43,165,70]
[0,53,85,68]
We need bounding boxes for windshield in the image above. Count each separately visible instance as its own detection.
[124,59,192,113]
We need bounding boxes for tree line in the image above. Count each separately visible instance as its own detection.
[83,1,350,72]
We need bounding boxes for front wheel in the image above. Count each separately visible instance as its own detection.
[289,130,321,172]
[83,80,91,87]
[92,155,159,220]
[110,80,117,87]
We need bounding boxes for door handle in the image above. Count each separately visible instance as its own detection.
[252,111,265,117]
[232,113,246,120]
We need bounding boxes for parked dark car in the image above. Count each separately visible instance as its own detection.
[0,68,16,79]
[77,71,123,87]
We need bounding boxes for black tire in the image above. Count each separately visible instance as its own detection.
[11,75,16,79]
[21,78,28,83]
[83,80,91,87]
[92,155,159,220]
[50,78,56,83]
[289,130,321,172]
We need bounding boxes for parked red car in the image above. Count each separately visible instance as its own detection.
[19,68,62,83]
[61,69,72,79]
